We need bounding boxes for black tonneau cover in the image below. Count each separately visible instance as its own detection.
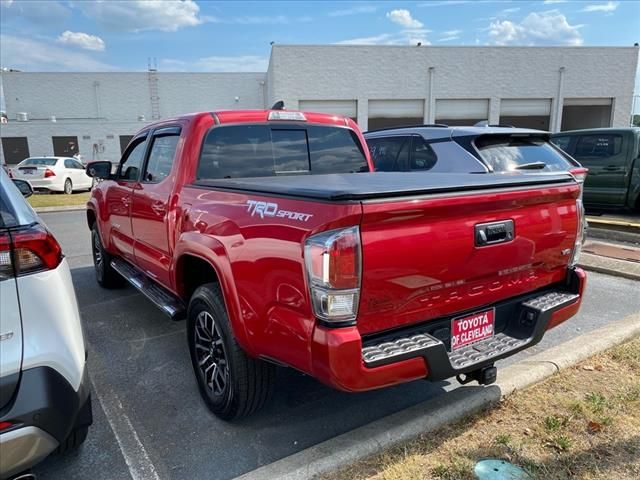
[194,172,574,201]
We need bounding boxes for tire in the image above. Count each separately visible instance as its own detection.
[64,178,73,194]
[55,426,89,454]
[187,283,275,420]
[91,226,124,288]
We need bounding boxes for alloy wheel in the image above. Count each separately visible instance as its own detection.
[194,310,229,396]
[93,232,104,276]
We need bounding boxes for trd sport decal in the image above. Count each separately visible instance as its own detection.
[246,200,313,222]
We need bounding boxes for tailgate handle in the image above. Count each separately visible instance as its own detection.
[475,220,514,246]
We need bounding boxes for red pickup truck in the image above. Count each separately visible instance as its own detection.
[86,109,587,420]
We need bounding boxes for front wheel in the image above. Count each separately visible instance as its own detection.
[91,226,123,288]
[187,283,275,420]
[64,178,73,194]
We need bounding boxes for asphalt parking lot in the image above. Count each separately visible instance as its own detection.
[34,210,640,480]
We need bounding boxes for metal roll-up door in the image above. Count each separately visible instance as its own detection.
[435,99,489,120]
[500,99,551,116]
[298,100,357,118]
[368,99,424,119]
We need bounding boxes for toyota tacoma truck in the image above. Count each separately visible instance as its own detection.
[85,109,587,420]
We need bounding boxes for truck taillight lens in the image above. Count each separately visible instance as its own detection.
[569,167,588,197]
[0,224,63,279]
[305,226,361,323]
[44,168,56,178]
[570,198,586,268]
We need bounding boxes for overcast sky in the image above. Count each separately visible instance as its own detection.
[1,0,639,111]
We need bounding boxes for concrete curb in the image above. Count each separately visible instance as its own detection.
[33,205,86,213]
[578,252,640,282]
[237,312,640,480]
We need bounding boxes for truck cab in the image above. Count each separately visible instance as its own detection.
[551,127,640,211]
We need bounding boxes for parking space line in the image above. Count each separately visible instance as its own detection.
[89,373,161,480]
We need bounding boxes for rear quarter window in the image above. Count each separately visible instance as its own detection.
[573,134,623,160]
[197,124,368,180]
[475,135,573,172]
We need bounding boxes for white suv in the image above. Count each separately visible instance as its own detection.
[0,170,92,479]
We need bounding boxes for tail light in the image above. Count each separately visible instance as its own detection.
[0,224,63,279]
[568,168,588,268]
[569,167,588,196]
[0,421,14,432]
[304,226,361,324]
[44,168,56,178]
[569,198,586,268]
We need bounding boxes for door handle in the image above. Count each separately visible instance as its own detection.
[151,202,166,215]
[603,166,619,171]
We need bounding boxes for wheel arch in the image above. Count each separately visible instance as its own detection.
[173,235,255,356]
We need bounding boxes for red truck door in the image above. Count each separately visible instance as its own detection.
[130,127,181,285]
[106,135,148,260]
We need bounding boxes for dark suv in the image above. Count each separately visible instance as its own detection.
[365,125,579,175]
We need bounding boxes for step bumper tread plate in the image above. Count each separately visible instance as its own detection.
[361,289,580,378]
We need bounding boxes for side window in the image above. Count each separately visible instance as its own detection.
[367,136,410,171]
[144,134,179,182]
[64,159,74,169]
[117,138,147,181]
[410,136,438,171]
[72,160,84,169]
[551,136,571,153]
[573,134,623,160]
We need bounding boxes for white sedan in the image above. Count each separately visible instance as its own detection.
[12,157,93,194]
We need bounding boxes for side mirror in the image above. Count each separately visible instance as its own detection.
[86,161,113,180]
[12,179,33,198]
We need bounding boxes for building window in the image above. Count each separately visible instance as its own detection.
[1,137,30,165]
[52,136,79,157]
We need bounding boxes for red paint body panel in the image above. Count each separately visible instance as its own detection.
[87,109,586,394]
[357,183,580,335]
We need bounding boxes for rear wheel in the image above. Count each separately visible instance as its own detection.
[64,178,73,194]
[187,283,275,420]
[91,226,123,288]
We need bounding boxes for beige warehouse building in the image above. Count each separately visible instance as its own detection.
[1,45,638,165]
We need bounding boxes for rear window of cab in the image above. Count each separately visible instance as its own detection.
[196,124,369,180]
[475,135,573,172]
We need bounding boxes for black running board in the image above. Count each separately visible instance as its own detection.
[111,258,186,321]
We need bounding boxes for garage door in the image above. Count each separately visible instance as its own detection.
[1,137,30,165]
[368,100,424,119]
[500,99,551,116]
[367,100,425,130]
[435,99,489,120]
[563,98,612,107]
[500,99,551,129]
[52,136,80,157]
[298,100,357,118]
[561,98,612,131]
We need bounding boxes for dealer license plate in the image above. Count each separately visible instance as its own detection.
[451,308,495,351]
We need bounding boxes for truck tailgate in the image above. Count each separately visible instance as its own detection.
[357,180,580,335]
